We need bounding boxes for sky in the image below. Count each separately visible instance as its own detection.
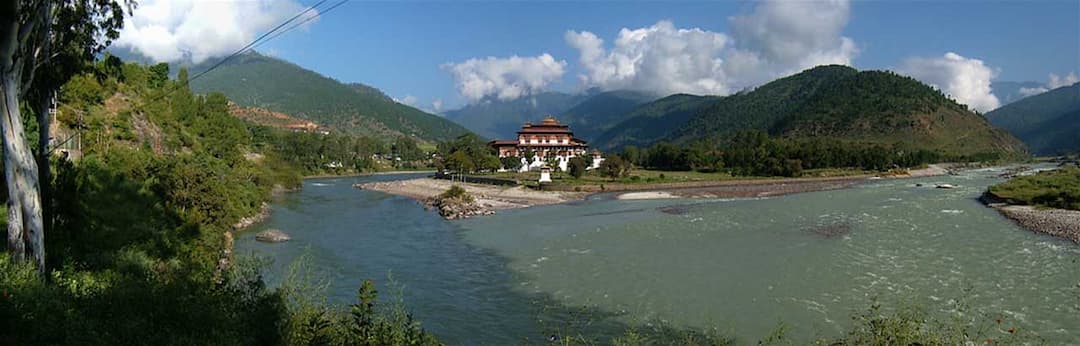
[114,0,1079,113]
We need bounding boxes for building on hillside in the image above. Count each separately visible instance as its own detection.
[489,116,602,172]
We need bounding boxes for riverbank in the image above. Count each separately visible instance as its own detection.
[357,178,587,210]
[982,166,1080,243]
[303,170,436,179]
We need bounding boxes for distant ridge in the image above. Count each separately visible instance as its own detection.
[986,83,1080,155]
[185,51,472,143]
[593,65,1026,159]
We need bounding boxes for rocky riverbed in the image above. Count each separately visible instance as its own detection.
[982,193,1080,244]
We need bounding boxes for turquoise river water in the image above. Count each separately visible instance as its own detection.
[235,168,1080,344]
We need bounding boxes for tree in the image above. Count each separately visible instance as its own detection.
[599,155,632,180]
[1,0,128,269]
[500,156,522,171]
[568,157,588,179]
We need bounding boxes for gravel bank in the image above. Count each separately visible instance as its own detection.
[982,193,1080,243]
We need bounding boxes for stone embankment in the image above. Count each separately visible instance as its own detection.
[981,193,1080,244]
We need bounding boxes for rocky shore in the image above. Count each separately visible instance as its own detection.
[423,194,495,220]
[232,202,271,230]
[981,193,1080,243]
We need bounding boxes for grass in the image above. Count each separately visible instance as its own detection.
[988,166,1080,210]
[488,167,871,189]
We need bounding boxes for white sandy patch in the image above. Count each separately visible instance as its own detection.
[617,191,679,200]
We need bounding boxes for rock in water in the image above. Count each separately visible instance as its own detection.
[423,195,494,220]
[255,229,291,243]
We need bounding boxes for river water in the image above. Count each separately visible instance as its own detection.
[235,168,1080,344]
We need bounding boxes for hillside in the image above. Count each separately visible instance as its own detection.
[228,104,324,132]
[555,90,655,139]
[590,94,713,150]
[187,52,471,143]
[443,91,586,139]
[599,65,1026,159]
[985,83,1080,155]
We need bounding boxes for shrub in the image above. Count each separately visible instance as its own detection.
[439,185,473,202]
[569,157,588,178]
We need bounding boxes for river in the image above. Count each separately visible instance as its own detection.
[235,168,1080,344]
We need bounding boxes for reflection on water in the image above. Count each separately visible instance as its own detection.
[238,168,1080,343]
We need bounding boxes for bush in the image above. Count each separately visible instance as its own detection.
[568,157,588,178]
[599,155,632,180]
[439,185,473,202]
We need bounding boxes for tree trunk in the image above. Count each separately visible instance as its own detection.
[36,93,50,254]
[1,72,45,270]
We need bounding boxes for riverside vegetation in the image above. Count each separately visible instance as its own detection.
[0,58,1050,344]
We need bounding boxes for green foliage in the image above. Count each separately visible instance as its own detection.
[500,156,523,171]
[436,134,498,173]
[599,155,633,179]
[568,157,588,178]
[188,52,470,143]
[596,65,1027,160]
[989,167,1080,210]
[438,185,473,202]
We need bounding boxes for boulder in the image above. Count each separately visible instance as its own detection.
[255,229,291,243]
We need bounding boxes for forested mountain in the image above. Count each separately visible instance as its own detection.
[186,51,471,143]
[597,65,1026,159]
[985,83,1080,155]
[443,91,586,139]
[555,90,655,140]
[590,94,713,150]
[992,81,1043,105]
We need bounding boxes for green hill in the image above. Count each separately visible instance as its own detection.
[599,65,1026,159]
[187,52,471,143]
[985,83,1080,155]
[590,94,712,150]
[555,90,655,139]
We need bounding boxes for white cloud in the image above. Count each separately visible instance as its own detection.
[1019,86,1048,97]
[116,0,316,63]
[442,54,567,102]
[1016,72,1079,97]
[566,21,732,96]
[564,0,858,96]
[431,99,444,113]
[1048,72,1079,89]
[395,95,419,106]
[898,52,1000,112]
[729,0,856,69]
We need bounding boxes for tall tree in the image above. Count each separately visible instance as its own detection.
[0,0,127,269]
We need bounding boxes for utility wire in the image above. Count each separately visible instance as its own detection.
[139,0,338,106]
[186,0,332,84]
[251,0,348,51]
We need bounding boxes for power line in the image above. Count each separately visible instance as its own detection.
[251,0,348,51]
[186,0,332,84]
[139,0,339,106]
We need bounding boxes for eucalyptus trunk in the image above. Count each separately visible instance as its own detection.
[0,72,45,270]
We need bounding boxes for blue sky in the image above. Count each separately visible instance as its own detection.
[117,0,1079,112]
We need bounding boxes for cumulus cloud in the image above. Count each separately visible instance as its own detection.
[442,54,567,102]
[1019,71,1080,97]
[431,99,444,113]
[566,21,732,96]
[898,52,1000,112]
[115,0,316,63]
[564,0,857,96]
[394,95,419,106]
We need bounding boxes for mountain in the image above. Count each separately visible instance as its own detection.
[992,81,1044,105]
[186,52,471,143]
[985,83,1080,155]
[443,91,586,139]
[555,90,655,140]
[598,65,1026,159]
[590,94,713,150]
